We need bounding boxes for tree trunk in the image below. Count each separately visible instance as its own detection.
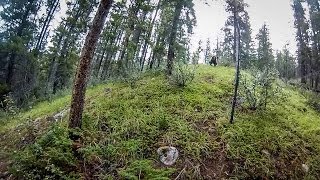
[131,10,148,62]
[118,3,140,72]
[140,0,161,71]
[46,5,82,94]
[35,0,59,52]
[230,4,241,124]
[46,32,65,95]
[98,29,123,80]
[149,34,161,69]
[69,0,113,129]
[166,0,183,76]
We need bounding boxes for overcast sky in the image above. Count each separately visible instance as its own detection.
[1,0,297,55]
[192,0,297,54]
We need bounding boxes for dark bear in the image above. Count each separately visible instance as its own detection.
[209,56,218,66]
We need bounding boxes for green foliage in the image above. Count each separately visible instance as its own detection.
[169,63,196,87]
[191,40,203,64]
[0,83,10,97]
[1,93,18,115]
[119,160,174,180]
[219,58,234,67]
[11,125,79,179]
[1,65,320,179]
[222,87,320,179]
[223,0,255,69]
[256,23,274,70]
[204,38,212,64]
[121,65,142,88]
[275,45,296,81]
[306,92,320,112]
[240,68,285,110]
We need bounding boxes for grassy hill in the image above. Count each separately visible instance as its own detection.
[0,65,319,179]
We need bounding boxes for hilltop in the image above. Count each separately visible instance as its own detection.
[0,65,319,179]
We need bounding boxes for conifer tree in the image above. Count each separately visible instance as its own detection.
[293,0,311,85]
[204,38,212,64]
[256,23,274,70]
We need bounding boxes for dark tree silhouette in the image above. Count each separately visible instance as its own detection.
[230,0,241,124]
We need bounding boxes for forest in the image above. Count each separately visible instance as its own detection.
[0,0,320,179]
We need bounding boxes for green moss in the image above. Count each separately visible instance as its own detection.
[221,86,320,178]
[1,65,320,179]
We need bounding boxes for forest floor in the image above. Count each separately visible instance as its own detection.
[0,65,320,179]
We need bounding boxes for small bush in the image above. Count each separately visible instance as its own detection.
[307,93,320,112]
[121,66,142,88]
[169,63,196,87]
[240,68,285,110]
[11,126,79,179]
[2,93,18,115]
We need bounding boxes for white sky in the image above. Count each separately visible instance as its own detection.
[192,0,297,54]
[1,0,297,55]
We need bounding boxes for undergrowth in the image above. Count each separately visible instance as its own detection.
[1,65,320,179]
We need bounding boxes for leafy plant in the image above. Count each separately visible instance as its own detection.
[1,93,18,115]
[11,126,79,179]
[307,92,320,112]
[121,63,142,88]
[169,63,196,87]
[240,68,285,110]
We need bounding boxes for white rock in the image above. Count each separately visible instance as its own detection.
[262,150,270,156]
[157,146,179,166]
[302,164,309,173]
[53,108,70,121]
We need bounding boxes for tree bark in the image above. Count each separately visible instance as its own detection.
[98,29,123,80]
[117,3,140,72]
[69,0,113,129]
[140,0,161,71]
[230,3,241,124]
[166,0,183,76]
[46,31,65,95]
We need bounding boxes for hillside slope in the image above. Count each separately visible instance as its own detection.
[0,65,320,179]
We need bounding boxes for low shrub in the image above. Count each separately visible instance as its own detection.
[11,126,79,179]
[307,93,320,112]
[240,68,285,110]
[169,63,196,87]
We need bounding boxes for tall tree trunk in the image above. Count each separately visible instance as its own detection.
[140,0,161,71]
[117,3,140,72]
[99,28,123,79]
[46,56,60,94]
[46,32,65,95]
[230,4,240,124]
[6,3,32,88]
[6,54,15,87]
[149,32,165,69]
[131,11,148,62]
[69,0,113,129]
[46,5,82,94]
[35,0,59,53]
[166,1,183,76]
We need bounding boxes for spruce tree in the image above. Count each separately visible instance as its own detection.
[256,23,274,70]
[293,0,311,85]
[204,38,212,64]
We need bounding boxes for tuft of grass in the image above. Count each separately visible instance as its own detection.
[119,160,175,180]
